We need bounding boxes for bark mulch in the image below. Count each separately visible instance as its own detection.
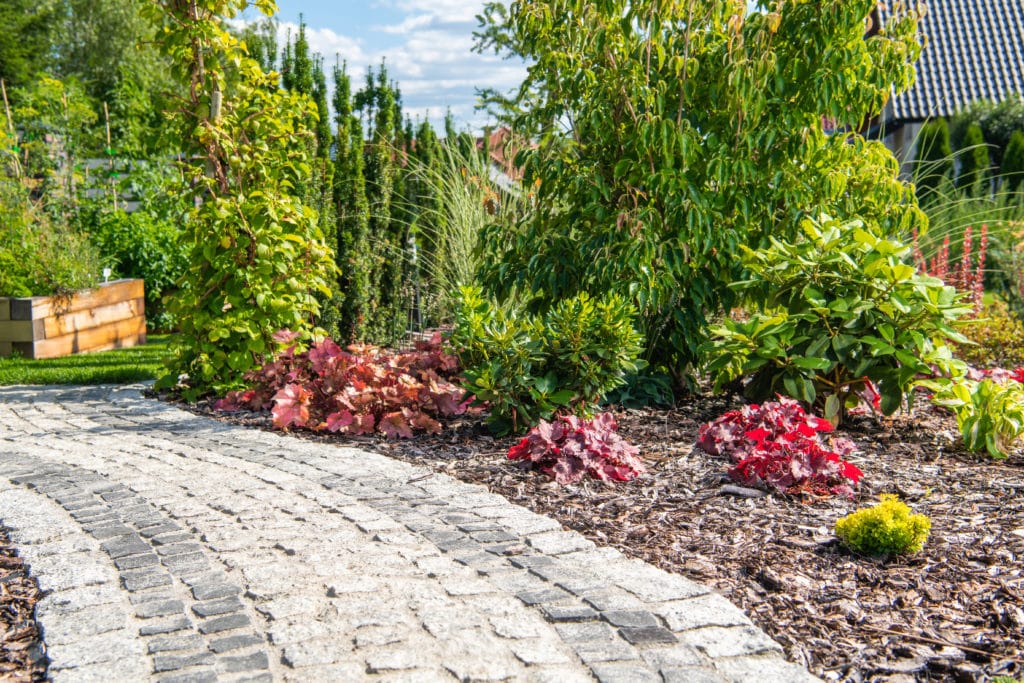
[0,528,46,682]
[183,392,1024,683]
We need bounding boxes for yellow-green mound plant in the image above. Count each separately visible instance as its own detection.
[834,495,931,556]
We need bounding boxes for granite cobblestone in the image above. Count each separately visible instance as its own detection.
[1,384,818,682]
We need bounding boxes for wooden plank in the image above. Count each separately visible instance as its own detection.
[25,279,145,320]
[41,298,144,339]
[0,299,9,321]
[0,319,44,343]
[0,341,11,357]
[28,315,147,360]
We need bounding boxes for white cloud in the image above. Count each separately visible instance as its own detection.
[234,4,526,134]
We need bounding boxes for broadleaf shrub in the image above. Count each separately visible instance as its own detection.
[215,332,471,438]
[834,495,930,556]
[450,286,644,434]
[474,0,925,379]
[508,412,644,485]
[702,214,971,423]
[697,398,863,498]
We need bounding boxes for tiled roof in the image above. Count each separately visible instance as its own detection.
[882,0,1024,122]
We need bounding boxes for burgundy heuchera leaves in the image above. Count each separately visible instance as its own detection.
[697,397,863,498]
[214,332,471,438]
[508,412,645,485]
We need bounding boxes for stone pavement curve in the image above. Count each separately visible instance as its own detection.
[0,384,820,683]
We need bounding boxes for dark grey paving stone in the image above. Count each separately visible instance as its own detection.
[219,651,270,673]
[191,596,243,618]
[208,633,264,654]
[620,626,679,645]
[197,613,251,634]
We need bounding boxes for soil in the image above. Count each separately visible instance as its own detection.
[183,393,1024,683]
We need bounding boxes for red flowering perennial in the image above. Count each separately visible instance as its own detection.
[697,398,863,497]
[214,332,471,438]
[508,412,645,485]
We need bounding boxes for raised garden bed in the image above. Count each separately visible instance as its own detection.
[0,279,146,360]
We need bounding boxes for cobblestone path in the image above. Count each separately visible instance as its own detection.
[0,385,819,682]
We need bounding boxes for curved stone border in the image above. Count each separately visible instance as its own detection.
[1,458,270,682]
[0,384,820,682]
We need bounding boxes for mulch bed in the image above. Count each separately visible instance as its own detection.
[0,529,47,682]
[181,392,1024,683]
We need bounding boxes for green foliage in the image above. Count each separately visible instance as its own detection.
[926,377,1024,459]
[402,135,523,327]
[956,300,1024,369]
[1002,130,1024,194]
[0,0,57,91]
[149,0,337,400]
[330,60,372,343]
[358,62,407,345]
[86,208,187,331]
[956,123,990,191]
[951,94,1024,169]
[0,181,100,297]
[451,286,644,434]
[474,0,924,378]
[834,495,930,556]
[0,334,171,386]
[702,215,970,424]
[913,119,952,199]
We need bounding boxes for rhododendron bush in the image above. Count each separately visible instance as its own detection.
[508,413,645,485]
[215,331,471,438]
[698,398,863,497]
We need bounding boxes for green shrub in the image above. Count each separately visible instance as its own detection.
[702,214,970,424]
[451,286,644,434]
[0,181,101,297]
[956,123,990,190]
[925,377,1024,458]
[1002,130,1024,193]
[474,0,925,380]
[956,299,1024,368]
[86,209,187,331]
[835,495,930,556]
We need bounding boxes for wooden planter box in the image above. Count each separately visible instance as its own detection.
[0,279,146,359]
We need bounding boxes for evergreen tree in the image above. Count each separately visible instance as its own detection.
[913,119,952,199]
[0,0,56,93]
[237,18,278,73]
[1002,130,1024,194]
[412,118,445,266]
[358,61,406,344]
[331,60,371,342]
[957,123,990,191]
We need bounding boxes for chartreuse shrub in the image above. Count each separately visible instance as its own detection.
[956,299,1024,369]
[702,214,971,424]
[834,495,931,556]
[450,286,644,434]
[148,0,336,400]
[474,0,924,380]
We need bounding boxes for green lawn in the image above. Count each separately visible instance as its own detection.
[0,335,172,386]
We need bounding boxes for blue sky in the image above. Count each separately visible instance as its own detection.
[238,1,526,133]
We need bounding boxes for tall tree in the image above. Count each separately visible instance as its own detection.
[0,0,57,93]
[332,60,371,342]
[358,61,406,344]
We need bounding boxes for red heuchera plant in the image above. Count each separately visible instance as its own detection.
[214,332,471,438]
[508,412,645,485]
[697,397,863,497]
